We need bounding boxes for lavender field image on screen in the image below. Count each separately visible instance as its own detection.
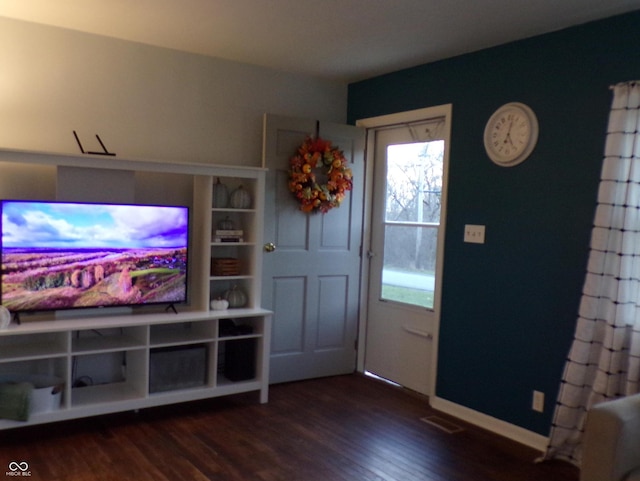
[1,201,189,313]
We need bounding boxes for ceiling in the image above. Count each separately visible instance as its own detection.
[1,0,640,83]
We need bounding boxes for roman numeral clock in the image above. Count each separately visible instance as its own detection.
[483,102,539,167]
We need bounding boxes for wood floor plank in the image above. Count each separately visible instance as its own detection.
[0,374,578,481]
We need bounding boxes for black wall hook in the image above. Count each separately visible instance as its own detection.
[73,131,116,156]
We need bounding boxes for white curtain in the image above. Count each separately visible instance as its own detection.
[544,81,640,464]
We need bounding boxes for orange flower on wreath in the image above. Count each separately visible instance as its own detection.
[288,136,353,213]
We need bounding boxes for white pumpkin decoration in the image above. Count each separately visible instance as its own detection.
[210,298,229,311]
[217,216,235,230]
[212,177,229,208]
[229,185,252,209]
[224,285,248,308]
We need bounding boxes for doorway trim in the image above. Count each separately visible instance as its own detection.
[355,104,452,396]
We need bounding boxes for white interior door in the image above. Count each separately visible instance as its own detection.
[261,114,365,384]
[359,105,451,396]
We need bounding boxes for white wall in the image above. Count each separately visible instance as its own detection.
[0,17,347,166]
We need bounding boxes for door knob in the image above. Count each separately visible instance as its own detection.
[263,242,276,253]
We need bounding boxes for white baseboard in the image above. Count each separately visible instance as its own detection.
[429,396,549,453]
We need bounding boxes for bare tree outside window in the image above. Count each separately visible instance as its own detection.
[381,140,444,309]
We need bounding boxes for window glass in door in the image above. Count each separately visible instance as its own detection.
[381,140,444,309]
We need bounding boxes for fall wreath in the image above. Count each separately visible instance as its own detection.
[288,137,353,213]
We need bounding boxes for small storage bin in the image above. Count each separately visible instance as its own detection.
[0,374,64,414]
[211,257,241,276]
[30,376,64,413]
[149,345,207,393]
[223,339,256,382]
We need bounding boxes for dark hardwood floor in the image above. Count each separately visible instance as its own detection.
[0,374,578,480]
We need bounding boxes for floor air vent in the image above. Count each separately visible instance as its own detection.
[420,416,464,434]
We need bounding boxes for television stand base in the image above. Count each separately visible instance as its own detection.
[165,304,178,314]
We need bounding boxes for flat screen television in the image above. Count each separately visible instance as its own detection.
[0,200,189,315]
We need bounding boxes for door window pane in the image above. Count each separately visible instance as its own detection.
[381,225,437,308]
[385,141,444,223]
[381,140,444,309]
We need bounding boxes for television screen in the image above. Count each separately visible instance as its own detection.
[1,200,189,314]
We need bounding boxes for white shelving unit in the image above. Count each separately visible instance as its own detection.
[0,310,271,429]
[0,148,271,430]
[193,173,264,310]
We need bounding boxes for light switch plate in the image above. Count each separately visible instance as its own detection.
[464,224,485,244]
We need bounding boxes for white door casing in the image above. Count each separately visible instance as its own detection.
[262,114,365,384]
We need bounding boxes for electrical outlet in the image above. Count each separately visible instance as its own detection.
[464,224,486,244]
[532,390,545,413]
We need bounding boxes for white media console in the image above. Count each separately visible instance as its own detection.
[0,148,271,430]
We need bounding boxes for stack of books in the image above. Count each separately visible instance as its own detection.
[214,229,244,243]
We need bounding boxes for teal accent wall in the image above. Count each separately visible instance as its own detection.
[347,11,640,435]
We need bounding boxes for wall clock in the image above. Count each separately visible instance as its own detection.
[483,102,538,167]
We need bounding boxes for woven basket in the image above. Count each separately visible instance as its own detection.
[211,257,240,276]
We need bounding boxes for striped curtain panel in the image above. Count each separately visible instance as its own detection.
[544,81,640,464]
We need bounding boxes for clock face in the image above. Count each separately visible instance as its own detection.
[484,102,538,167]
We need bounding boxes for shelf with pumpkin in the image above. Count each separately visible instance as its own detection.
[209,283,251,310]
[212,177,255,209]
[202,175,261,314]
[192,170,265,316]
[210,212,256,245]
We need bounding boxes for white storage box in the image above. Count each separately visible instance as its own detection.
[0,374,64,413]
[30,375,64,413]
